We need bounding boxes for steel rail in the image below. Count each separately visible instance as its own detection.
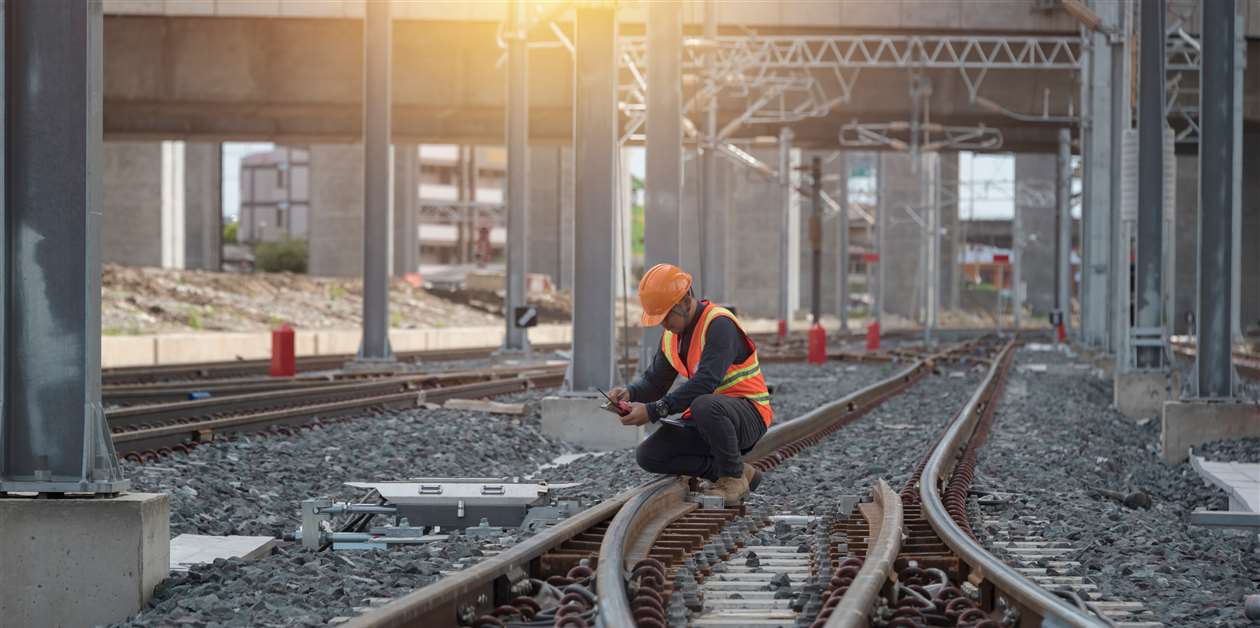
[919,341,1107,627]
[103,363,565,406]
[824,479,903,628]
[107,365,566,429]
[595,355,939,627]
[112,373,563,456]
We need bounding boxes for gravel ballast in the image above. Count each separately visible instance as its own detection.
[115,359,895,627]
[972,346,1260,625]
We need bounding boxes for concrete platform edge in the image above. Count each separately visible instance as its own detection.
[1161,400,1260,463]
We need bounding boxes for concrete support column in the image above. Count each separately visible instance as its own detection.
[1015,154,1057,318]
[1172,153,1199,334]
[698,0,723,301]
[939,152,960,312]
[1056,129,1072,335]
[393,145,418,277]
[880,152,923,322]
[184,142,221,271]
[1242,133,1260,337]
[308,144,363,277]
[160,141,186,269]
[836,153,850,328]
[527,146,565,287]
[104,142,162,267]
[641,0,683,368]
[570,5,617,391]
[777,130,801,327]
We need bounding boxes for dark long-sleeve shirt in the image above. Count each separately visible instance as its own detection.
[627,301,752,420]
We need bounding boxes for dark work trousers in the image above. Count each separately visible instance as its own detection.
[635,394,768,481]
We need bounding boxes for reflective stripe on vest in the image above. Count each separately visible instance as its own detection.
[660,303,773,426]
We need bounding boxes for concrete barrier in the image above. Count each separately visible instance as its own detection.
[102,323,575,368]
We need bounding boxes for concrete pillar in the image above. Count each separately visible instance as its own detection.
[681,148,704,280]
[104,141,163,267]
[939,152,960,312]
[308,144,363,277]
[1015,154,1057,317]
[880,152,923,322]
[184,142,221,271]
[527,145,564,286]
[1172,153,1199,335]
[728,148,783,318]
[1242,132,1260,337]
[393,145,418,277]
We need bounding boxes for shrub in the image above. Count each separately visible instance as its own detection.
[255,239,308,274]
[223,221,238,244]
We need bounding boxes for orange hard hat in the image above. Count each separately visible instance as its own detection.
[639,263,692,326]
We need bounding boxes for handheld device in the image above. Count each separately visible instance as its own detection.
[596,387,633,417]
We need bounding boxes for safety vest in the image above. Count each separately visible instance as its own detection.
[661,302,773,426]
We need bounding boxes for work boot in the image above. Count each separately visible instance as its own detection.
[743,464,764,492]
[704,475,750,506]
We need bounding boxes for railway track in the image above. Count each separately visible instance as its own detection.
[339,338,974,628]
[109,364,566,461]
[340,335,1145,628]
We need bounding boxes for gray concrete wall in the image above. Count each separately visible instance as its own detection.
[1173,153,1198,334]
[1015,153,1057,317]
[880,152,924,321]
[308,143,363,277]
[104,141,163,267]
[680,149,704,289]
[183,142,221,271]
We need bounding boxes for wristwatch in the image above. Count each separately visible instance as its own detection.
[651,399,670,421]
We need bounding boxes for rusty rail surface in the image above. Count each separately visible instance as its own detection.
[824,479,903,628]
[918,341,1106,627]
[112,368,564,459]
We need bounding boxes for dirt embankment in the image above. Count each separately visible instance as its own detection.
[101,265,506,335]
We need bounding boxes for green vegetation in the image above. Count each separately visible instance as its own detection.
[186,310,204,330]
[223,220,238,244]
[255,238,308,273]
[390,310,403,328]
[327,283,347,300]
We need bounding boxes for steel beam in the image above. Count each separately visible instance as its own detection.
[571,5,618,392]
[1194,0,1238,399]
[358,0,393,361]
[1108,0,1131,357]
[1057,128,1073,337]
[0,0,128,493]
[1079,0,1116,349]
[640,0,683,370]
[503,0,530,353]
[1134,0,1166,369]
[393,145,417,277]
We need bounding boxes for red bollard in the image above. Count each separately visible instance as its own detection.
[808,322,827,364]
[777,319,788,340]
[1056,321,1067,343]
[271,324,295,377]
[866,321,881,352]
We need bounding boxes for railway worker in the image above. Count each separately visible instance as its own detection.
[607,263,773,506]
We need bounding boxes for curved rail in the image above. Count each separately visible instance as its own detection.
[919,341,1106,627]
[594,355,937,627]
[824,479,903,628]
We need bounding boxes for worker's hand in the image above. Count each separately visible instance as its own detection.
[619,402,651,427]
[607,387,630,403]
